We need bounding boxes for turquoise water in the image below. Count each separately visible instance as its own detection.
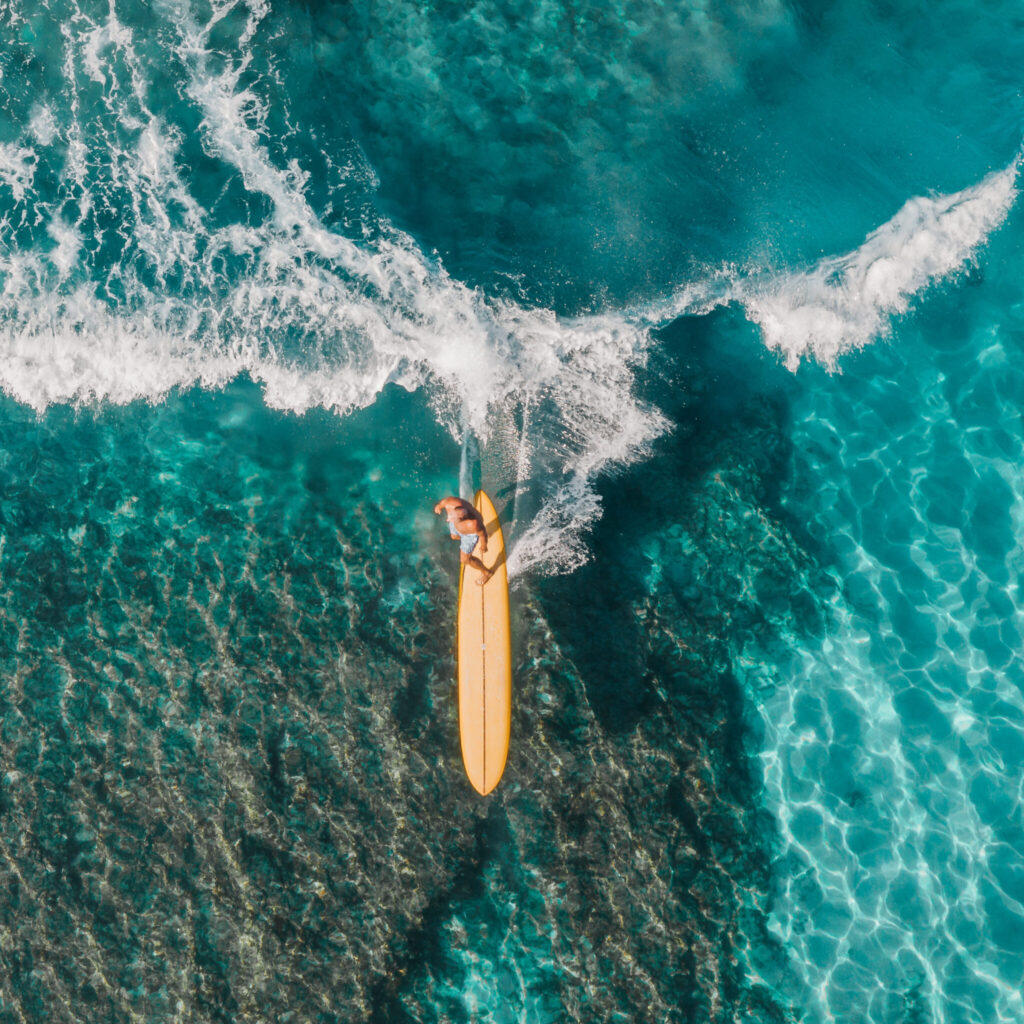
[1,0,1024,1020]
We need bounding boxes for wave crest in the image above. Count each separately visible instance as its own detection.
[0,0,665,578]
[743,160,1020,368]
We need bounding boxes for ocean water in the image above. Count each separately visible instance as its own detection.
[0,0,1023,1021]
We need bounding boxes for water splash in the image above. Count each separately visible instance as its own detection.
[657,157,1020,371]
[0,0,666,578]
[742,160,1020,368]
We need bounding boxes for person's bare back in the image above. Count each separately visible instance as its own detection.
[433,496,493,585]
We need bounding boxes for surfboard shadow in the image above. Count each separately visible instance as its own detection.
[481,516,508,575]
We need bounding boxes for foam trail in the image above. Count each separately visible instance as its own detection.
[2,0,1013,582]
[653,158,1020,369]
[742,160,1020,368]
[0,0,666,578]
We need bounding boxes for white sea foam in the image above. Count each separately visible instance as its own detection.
[0,0,665,577]
[0,142,37,203]
[0,0,1015,578]
[655,160,1020,370]
[741,161,1020,368]
[28,105,59,146]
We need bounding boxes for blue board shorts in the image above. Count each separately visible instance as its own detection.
[446,520,479,554]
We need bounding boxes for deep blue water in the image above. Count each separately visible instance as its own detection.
[0,1,1023,1021]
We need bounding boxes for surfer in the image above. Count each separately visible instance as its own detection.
[434,496,494,585]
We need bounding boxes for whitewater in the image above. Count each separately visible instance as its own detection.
[0,0,1017,580]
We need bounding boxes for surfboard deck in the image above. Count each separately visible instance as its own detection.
[457,490,511,795]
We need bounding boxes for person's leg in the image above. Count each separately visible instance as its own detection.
[460,550,494,585]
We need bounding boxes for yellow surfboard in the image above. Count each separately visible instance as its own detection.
[457,490,511,795]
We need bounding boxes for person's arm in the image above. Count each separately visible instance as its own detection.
[476,520,488,553]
